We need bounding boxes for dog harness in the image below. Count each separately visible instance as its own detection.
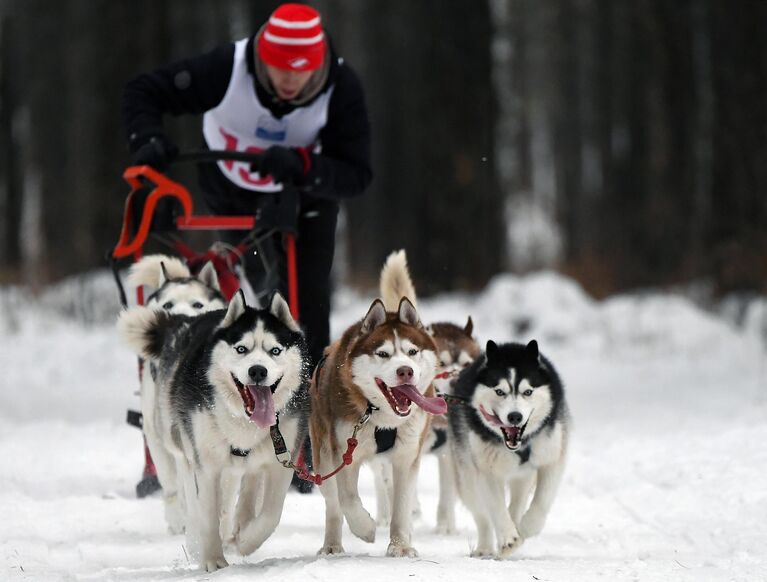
[269,404,375,485]
[374,428,397,454]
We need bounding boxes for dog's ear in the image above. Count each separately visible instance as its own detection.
[221,289,246,328]
[197,261,221,292]
[158,261,170,287]
[398,296,421,327]
[361,299,387,334]
[464,316,474,337]
[485,339,498,360]
[269,292,301,334]
[525,339,539,361]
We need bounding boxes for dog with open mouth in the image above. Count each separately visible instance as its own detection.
[448,339,569,559]
[367,252,481,535]
[309,250,447,558]
[118,290,309,572]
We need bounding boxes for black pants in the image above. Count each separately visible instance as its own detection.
[201,182,338,369]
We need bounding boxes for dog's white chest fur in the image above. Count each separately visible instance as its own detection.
[467,422,564,478]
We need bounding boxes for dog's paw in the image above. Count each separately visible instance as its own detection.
[470,547,495,559]
[317,544,345,555]
[519,508,546,539]
[497,536,524,559]
[386,542,418,558]
[201,553,228,572]
[346,509,376,543]
[236,521,271,556]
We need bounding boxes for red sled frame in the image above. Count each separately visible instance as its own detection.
[114,164,299,319]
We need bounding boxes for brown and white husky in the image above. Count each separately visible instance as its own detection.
[309,250,447,557]
[368,254,480,534]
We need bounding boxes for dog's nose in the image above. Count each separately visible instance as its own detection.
[507,411,523,425]
[397,366,414,383]
[248,365,268,384]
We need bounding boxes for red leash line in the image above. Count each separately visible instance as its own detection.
[292,437,359,486]
[273,406,374,485]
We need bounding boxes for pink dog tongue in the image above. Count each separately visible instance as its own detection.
[391,385,448,415]
[247,385,276,427]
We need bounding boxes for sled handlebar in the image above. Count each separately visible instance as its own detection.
[173,149,264,170]
[112,150,271,259]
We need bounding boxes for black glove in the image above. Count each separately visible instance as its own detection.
[129,132,179,170]
[256,146,306,185]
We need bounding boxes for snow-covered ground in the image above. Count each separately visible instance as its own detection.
[1,271,766,581]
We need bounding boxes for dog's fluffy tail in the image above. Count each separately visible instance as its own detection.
[379,249,417,311]
[117,306,172,360]
[127,254,190,289]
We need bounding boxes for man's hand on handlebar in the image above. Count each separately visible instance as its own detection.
[254,146,306,185]
[129,131,179,170]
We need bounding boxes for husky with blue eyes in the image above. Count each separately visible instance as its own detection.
[449,339,569,559]
[118,290,309,572]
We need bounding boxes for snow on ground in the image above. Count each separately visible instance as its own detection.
[1,270,766,581]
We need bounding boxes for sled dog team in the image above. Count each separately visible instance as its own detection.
[118,250,570,571]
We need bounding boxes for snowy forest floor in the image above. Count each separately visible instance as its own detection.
[1,271,766,581]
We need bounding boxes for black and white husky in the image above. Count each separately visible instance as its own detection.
[448,339,569,558]
[127,254,224,316]
[127,254,225,531]
[118,290,310,572]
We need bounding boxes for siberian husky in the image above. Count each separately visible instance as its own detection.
[127,254,225,531]
[118,290,309,571]
[426,318,480,534]
[449,339,569,558]
[369,253,480,534]
[127,254,224,316]
[309,250,447,557]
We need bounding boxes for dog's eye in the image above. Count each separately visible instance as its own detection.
[162,301,173,310]
[270,347,282,356]
[407,348,418,357]
[235,345,248,354]
[439,360,447,367]
[495,388,505,397]
[192,301,204,309]
[523,389,534,397]
[376,351,390,359]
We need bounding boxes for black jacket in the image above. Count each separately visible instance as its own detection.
[122,36,372,200]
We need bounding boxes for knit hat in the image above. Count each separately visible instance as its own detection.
[257,4,326,71]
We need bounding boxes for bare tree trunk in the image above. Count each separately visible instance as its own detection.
[707,0,767,293]
[0,9,22,280]
[343,0,504,294]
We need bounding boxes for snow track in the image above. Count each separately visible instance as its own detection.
[2,271,765,581]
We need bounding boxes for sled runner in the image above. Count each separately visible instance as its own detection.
[110,150,305,498]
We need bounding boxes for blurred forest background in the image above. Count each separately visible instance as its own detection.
[0,0,766,299]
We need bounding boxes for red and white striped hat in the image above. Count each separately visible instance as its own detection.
[257,4,326,71]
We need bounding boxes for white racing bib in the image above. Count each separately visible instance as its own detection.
[203,38,333,192]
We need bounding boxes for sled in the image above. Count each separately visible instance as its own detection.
[110,150,304,498]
